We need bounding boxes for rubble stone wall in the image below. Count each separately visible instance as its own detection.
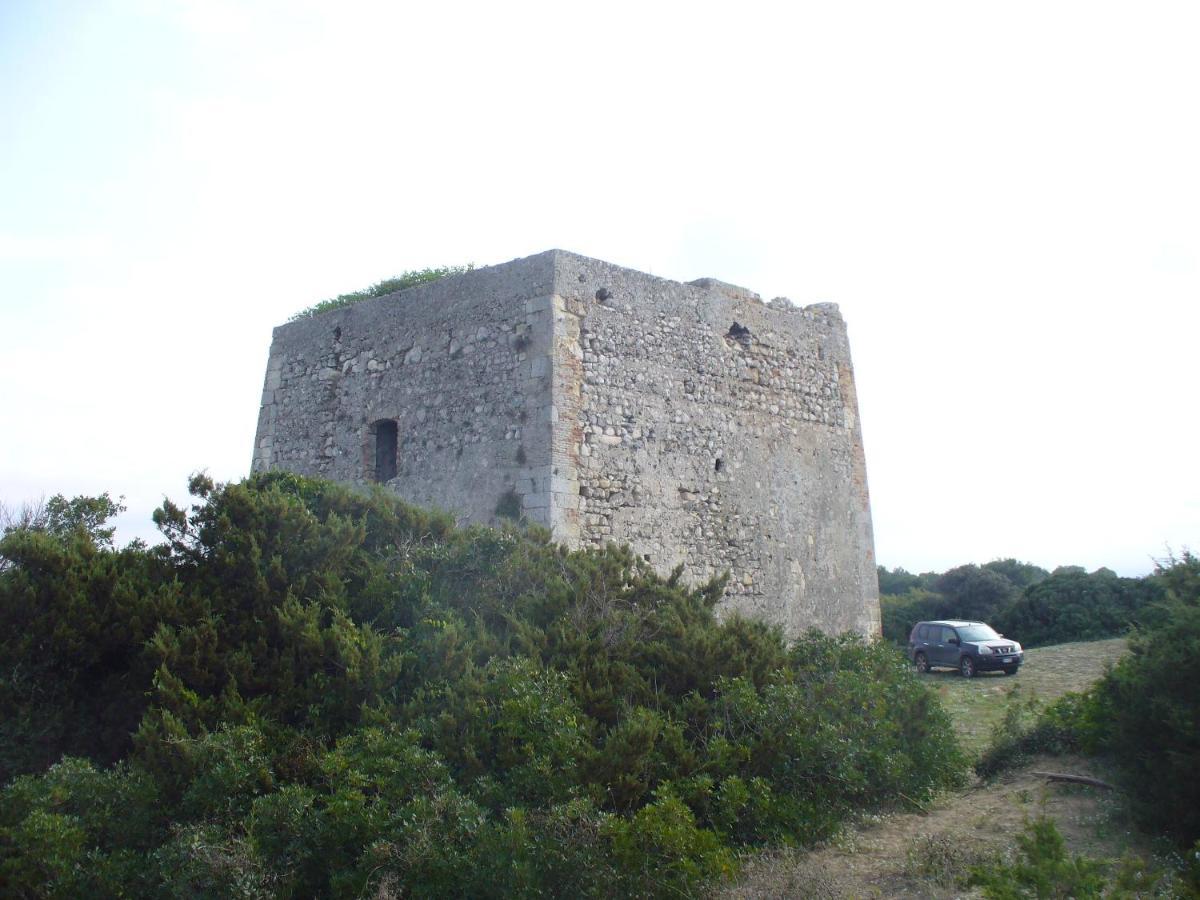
[549,254,879,638]
[252,250,880,639]
[252,254,559,529]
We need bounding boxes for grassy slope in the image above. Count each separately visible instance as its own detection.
[920,636,1127,759]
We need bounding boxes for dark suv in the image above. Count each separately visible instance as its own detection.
[908,620,1023,677]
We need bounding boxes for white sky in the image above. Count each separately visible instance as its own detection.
[1,0,1196,576]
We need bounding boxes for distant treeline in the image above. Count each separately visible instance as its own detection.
[878,559,1164,646]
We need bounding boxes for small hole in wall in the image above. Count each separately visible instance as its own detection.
[643,554,651,562]
[333,326,342,341]
[595,287,612,302]
[727,321,751,342]
[714,458,724,473]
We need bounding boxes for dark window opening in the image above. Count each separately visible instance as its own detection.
[374,420,398,482]
[714,458,724,473]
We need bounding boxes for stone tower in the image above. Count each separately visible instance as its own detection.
[252,250,880,638]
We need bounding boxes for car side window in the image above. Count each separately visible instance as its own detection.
[941,626,957,643]
[916,625,930,641]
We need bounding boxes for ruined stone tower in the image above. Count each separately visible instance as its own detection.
[252,250,880,638]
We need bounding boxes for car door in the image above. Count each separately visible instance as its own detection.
[911,624,931,660]
[930,626,956,667]
[944,626,964,667]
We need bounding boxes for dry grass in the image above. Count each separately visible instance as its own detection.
[717,848,847,899]
[717,755,1154,899]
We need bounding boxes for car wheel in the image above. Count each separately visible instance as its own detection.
[914,653,929,674]
[1004,667,1018,676]
[960,656,976,678]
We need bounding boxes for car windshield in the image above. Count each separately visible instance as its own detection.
[957,624,1001,642]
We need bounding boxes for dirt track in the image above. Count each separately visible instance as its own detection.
[719,754,1139,899]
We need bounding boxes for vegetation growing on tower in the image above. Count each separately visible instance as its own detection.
[288,265,474,321]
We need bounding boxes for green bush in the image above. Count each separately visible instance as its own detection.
[966,816,1195,899]
[974,691,1091,780]
[880,587,943,644]
[1086,557,1200,843]
[288,265,474,321]
[0,473,967,897]
[0,523,171,781]
[969,817,1108,899]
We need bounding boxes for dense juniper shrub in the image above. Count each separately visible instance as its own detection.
[1085,556,1200,845]
[0,473,965,897]
[0,525,177,780]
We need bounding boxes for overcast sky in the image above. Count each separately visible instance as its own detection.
[2,1,1196,577]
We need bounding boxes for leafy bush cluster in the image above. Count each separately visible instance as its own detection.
[288,265,474,322]
[903,817,1199,898]
[966,816,1197,899]
[0,473,965,897]
[974,692,1089,780]
[975,553,1200,848]
[879,560,1161,647]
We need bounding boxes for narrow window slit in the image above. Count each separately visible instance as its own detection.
[373,420,398,482]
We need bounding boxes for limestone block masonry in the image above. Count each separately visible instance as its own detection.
[252,250,881,639]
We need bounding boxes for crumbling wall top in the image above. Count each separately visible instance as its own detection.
[685,277,761,303]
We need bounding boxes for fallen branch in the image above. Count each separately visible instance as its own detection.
[1030,771,1115,790]
[897,791,930,813]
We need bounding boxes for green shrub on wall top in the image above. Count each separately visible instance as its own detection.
[288,265,474,321]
